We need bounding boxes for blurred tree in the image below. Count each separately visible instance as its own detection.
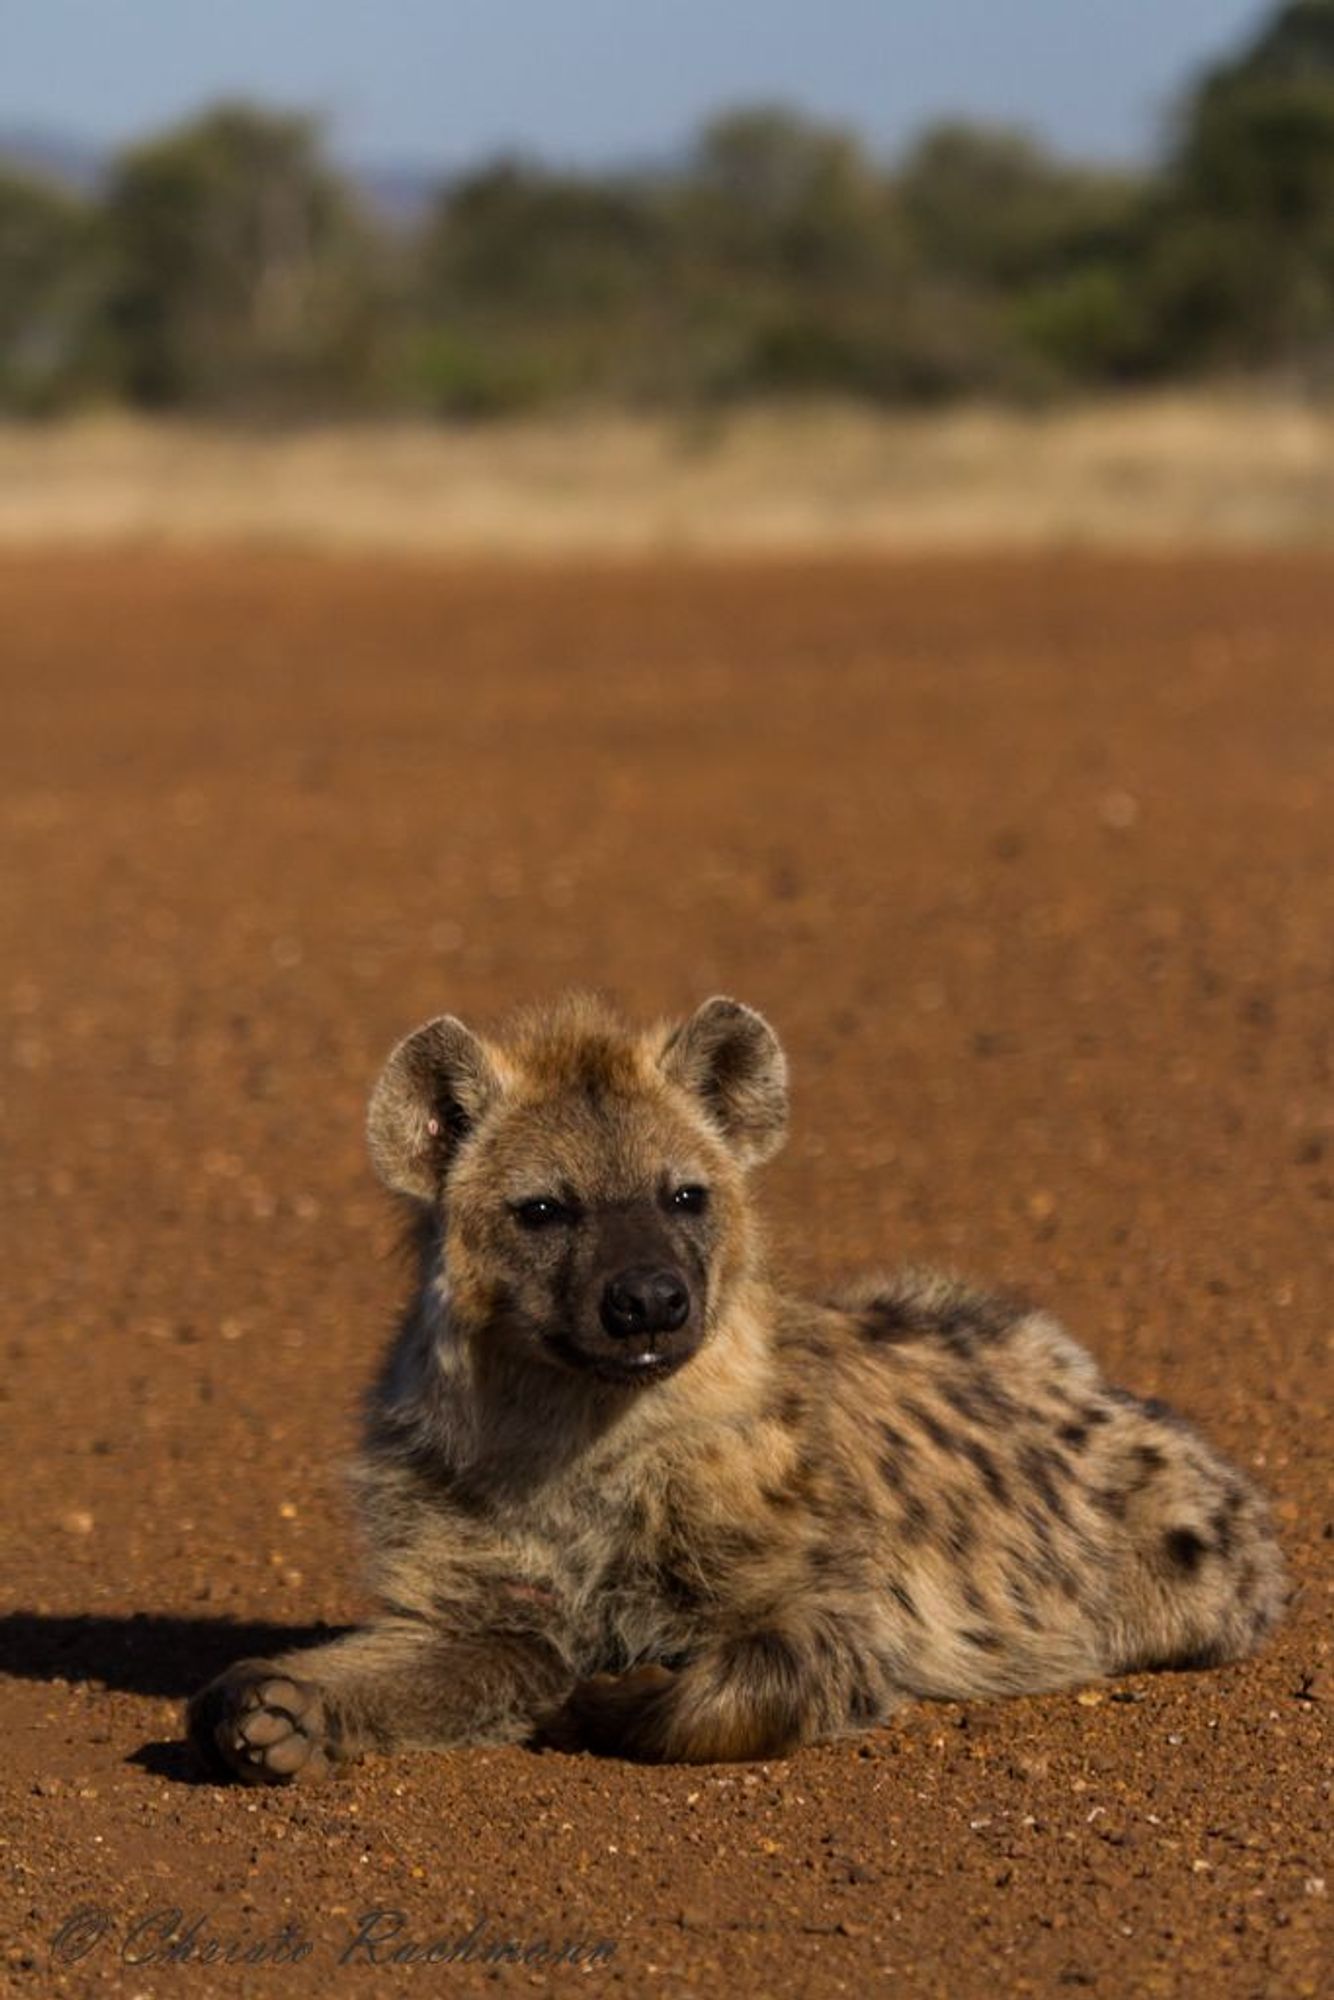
[0,169,105,410]
[894,122,1147,392]
[1144,0,1334,377]
[423,162,665,313]
[669,107,913,401]
[1225,0,1334,75]
[8,0,1333,420]
[102,104,385,413]
[898,122,1142,288]
[692,107,859,219]
[410,159,675,410]
[686,105,893,275]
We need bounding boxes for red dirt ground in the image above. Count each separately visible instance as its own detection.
[1,551,1330,1998]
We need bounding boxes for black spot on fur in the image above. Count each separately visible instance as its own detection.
[898,1494,933,1544]
[941,1380,982,1424]
[1058,1421,1089,1450]
[1210,1506,1236,1558]
[888,1579,923,1622]
[964,1371,1022,1423]
[860,1300,921,1344]
[1020,1445,1071,1520]
[878,1452,906,1492]
[945,1501,976,1559]
[807,1543,846,1579]
[939,1291,1027,1344]
[856,1285,1024,1354]
[878,1421,913,1490]
[1163,1527,1207,1573]
[960,1627,1002,1652]
[962,1436,1011,1505]
[903,1399,962,1455]
[941,1373,1021,1427]
[1110,1388,1187,1432]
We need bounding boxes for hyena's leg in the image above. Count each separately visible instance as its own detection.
[1093,1399,1287,1674]
[542,1617,900,1764]
[188,1620,574,1785]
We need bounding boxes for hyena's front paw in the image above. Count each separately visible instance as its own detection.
[536,1663,676,1757]
[187,1659,339,1785]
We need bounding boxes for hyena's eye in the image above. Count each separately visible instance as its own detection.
[669,1185,710,1215]
[511,1197,577,1231]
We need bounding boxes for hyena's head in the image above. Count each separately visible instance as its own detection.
[366,995,787,1387]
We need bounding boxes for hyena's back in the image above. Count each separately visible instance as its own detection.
[809,1271,1285,1699]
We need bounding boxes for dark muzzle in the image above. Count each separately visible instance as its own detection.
[599,1265,691,1340]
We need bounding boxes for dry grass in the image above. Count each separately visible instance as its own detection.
[4,395,1334,552]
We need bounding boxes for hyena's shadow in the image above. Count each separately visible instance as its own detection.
[0,1610,349,1784]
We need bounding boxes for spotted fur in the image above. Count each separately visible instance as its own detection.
[188,995,1286,1781]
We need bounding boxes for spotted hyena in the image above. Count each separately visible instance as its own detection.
[188,995,1285,1780]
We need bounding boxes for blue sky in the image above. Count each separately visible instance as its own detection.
[5,1,1270,168]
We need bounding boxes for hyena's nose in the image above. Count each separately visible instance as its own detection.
[600,1266,690,1339]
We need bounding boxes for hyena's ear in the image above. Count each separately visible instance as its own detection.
[660,996,788,1166]
[367,1016,502,1200]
